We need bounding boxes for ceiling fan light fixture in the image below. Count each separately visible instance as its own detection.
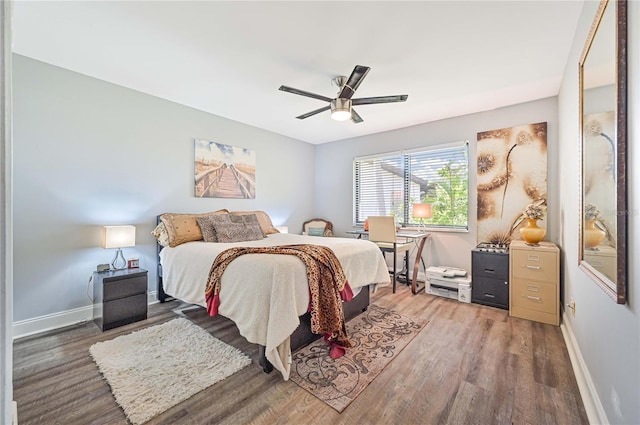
[330,98,352,121]
[280,65,408,123]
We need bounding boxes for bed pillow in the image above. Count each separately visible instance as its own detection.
[230,210,279,235]
[213,221,265,243]
[230,213,266,238]
[307,227,325,237]
[196,214,232,242]
[160,209,229,247]
[151,222,170,247]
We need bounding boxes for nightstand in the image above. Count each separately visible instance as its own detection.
[93,268,148,331]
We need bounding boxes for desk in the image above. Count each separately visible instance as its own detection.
[346,229,430,294]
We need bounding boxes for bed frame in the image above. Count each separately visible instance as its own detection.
[155,217,370,373]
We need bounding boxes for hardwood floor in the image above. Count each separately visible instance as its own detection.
[13,284,588,425]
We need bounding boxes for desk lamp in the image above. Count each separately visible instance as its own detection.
[412,203,432,230]
[102,225,136,270]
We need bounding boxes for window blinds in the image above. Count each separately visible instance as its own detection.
[354,141,469,229]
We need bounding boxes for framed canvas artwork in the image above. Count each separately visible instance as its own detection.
[476,122,547,244]
[194,139,256,199]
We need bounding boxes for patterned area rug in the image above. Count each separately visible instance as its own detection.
[89,318,251,425]
[290,304,428,412]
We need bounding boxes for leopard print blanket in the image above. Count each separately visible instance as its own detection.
[205,244,352,349]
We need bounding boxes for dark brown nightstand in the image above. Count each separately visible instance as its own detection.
[93,268,148,331]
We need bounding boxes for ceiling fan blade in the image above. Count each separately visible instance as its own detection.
[337,65,371,99]
[296,105,331,120]
[279,85,333,103]
[351,108,364,124]
[352,95,408,105]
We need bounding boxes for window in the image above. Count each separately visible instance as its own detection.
[354,141,469,231]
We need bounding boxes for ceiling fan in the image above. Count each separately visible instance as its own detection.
[279,65,408,124]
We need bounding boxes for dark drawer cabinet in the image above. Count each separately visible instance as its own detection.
[472,251,509,309]
[472,276,509,308]
[93,268,148,331]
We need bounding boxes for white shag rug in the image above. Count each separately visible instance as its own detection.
[89,318,251,425]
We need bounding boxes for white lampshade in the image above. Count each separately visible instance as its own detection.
[412,203,432,219]
[102,225,136,249]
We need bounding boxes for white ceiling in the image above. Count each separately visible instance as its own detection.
[11,1,584,145]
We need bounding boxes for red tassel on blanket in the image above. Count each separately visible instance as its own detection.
[320,281,354,360]
[324,333,348,359]
[340,282,354,302]
[207,293,220,316]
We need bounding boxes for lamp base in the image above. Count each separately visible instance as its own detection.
[111,248,127,270]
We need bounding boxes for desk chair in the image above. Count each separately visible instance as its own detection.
[367,216,413,293]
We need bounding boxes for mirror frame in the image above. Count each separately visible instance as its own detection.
[578,0,627,304]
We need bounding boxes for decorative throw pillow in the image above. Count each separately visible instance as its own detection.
[196,214,232,242]
[160,209,229,247]
[230,214,266,238]
[307,227,325,237]
[213,221,265,243]
[151,222,170,247]
[229,210,279,235]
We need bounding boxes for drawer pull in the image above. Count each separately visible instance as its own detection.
[526,295,542,302]
[525,265,541,270]
[484,293,495,298]
[484,269,495,274]
[527,255,540,261]
[527,285,540,292]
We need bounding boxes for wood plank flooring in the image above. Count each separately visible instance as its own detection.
[13,284,588,425]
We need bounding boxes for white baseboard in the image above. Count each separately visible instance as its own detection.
[561,312,609,424]
[147,290,159,305]
[13,291,159,340]
[12,401,17,425]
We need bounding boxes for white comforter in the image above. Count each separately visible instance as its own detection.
[159,233,390,379]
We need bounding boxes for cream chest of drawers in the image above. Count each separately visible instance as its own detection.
[583,245,616,283]
[509,241,560,326]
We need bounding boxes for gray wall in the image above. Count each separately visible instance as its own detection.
[12,54,315,322]
[315,97,559,273]
[557,1,639,423]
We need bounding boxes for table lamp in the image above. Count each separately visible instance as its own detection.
[102,225,136,270]
[412,203,432,230]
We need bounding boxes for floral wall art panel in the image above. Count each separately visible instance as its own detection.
[194,139,256,199]
[476,122,547,244]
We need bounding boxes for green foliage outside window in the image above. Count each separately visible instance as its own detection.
[422,161,468,227]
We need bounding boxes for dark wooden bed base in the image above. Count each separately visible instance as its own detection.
[155,216,370,373]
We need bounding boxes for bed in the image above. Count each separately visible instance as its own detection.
[155,211,390,380]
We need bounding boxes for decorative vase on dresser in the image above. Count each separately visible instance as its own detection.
[519,218,546,245]
[583,219,606,248]
[509,241,560,326]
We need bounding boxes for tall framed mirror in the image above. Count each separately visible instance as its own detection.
[579,0,627,304]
